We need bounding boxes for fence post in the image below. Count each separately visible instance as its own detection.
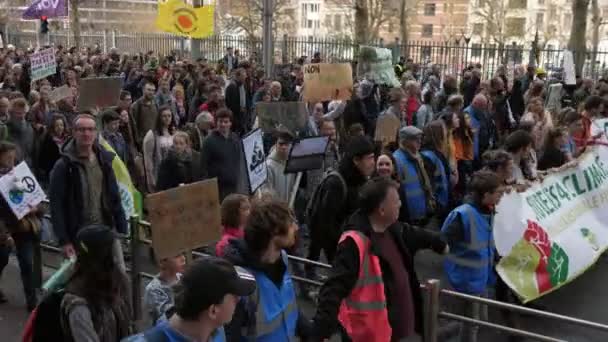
[111,30,117,49]
[424,279,440,342]
[129,216,142,322]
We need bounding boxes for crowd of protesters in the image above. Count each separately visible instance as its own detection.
[0,41,607,342]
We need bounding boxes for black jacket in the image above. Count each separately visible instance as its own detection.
[37,133,64,183]
[312,211,446,339]
[156,149,201,191]
[222,238,313,342]
[225,81,250,133]
[49,139,127,245]
[200,130,242,200]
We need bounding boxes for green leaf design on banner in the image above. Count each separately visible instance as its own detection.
[548,243,569,287]
[498,239,541,300]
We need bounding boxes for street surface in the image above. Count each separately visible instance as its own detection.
[1,247,608,341]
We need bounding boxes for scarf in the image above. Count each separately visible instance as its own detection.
[404,149,436,212]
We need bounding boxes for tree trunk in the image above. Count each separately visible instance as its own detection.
[70,0,81,48]
[354,0,369,45]
[568,0,590,77]
[591,0,600,77]
[399,0,409,57]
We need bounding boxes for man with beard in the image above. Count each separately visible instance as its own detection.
[222,199,312,341]
[131,81,159,149]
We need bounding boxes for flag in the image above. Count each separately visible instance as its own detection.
[155,0,214,38]
[22,0,68,20]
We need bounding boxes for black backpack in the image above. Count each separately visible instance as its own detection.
[305,170,348,226]
[27,290,68,342]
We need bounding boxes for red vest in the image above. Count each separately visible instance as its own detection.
[337,230,392,342]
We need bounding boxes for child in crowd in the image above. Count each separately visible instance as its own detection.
[144,254,186,325]
[215,194,251,257]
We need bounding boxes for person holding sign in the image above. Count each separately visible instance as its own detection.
[49,114,127,267]
[0,141,45,311]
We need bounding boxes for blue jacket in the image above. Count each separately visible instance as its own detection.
[393,149,428,222]
[441,203,495,295]
[122,322,225,342]
[421,149,449,210]
[49,138,127,245]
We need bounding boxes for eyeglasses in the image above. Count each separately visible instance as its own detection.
[75,127,96,132]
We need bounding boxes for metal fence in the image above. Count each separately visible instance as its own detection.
[6,29,608,79]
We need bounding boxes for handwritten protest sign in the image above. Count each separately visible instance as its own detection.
[0,162,46,220]
[30,48,56,81]
[242,128,267,193]
[77,77,122,111]
[302,63,353,102]
[256,102,308,134]
[374,114,400,145]
[146,179,221,259]
[50,85,72,103]
[494,146,608,303]
[357,46,400,87]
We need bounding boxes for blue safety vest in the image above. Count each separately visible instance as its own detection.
[242,251,299,342]
[393,149,428,221]
[421,150,449,210]
[441,203,495,295]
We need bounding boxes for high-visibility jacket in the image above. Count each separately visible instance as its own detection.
[441,203,495,295]
[337,230,392,342]
[421,150,449,209]
[394,149,428,221]
[242,251,299,342]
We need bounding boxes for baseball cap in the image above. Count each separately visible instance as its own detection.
[399,126,423,141]
[179,257,256,306]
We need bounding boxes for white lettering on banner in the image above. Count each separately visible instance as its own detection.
[494,146,608,303]
[30,48,56,81]
[37,0,60,10]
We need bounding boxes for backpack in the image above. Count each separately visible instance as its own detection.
[22,290,68,342]
[305,170,348,225]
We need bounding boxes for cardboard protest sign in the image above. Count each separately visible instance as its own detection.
[302,63,353,102]
[357,46,400,87]
[374,114,400,145]
[563,50,576,85]
[0,162,46,220]
[256,102,308,134]
[285,136,330,174]
[50,85,72,103]
[146,179,221,259]
[242,128,267,193]
[30,48,56,81]
[77,77,122,111]
[494,146,608,303]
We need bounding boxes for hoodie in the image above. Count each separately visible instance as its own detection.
[221,238,312,342]
[49,138,127,245]
[264,149,296,203]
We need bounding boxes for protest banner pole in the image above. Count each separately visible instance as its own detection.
[262,0,273,77]
[288,172,302,209]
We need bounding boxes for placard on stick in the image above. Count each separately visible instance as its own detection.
[146,178,221,259]
[303,63,353,102]
[77,77,122,111]
[374,114,400,145]
[256,102,308,134]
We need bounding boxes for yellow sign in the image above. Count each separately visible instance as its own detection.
[155,0,214,38]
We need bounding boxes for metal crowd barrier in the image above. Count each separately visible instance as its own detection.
[32,216,608,342]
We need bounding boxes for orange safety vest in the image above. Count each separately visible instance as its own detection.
[337,230,392,342]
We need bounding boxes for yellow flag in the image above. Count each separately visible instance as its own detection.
[155,0,214,38]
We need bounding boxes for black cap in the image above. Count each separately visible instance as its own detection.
[75,224,116,256]
[180,257,256,302]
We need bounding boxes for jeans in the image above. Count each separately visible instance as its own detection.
[0,232,39,307]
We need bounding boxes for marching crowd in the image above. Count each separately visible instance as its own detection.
[0,42,607,342]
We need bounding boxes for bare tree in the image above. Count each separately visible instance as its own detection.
[220,0,294,39]
[568,0,590,76]
[331,0,398,44]
[590,0,603,75]
[473,0,508,44]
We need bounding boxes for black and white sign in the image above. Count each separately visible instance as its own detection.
[285,136,330,174]
[242,128,267,193]
[0,162,46,220]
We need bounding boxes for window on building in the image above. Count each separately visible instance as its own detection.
[307,19,313,28]
[334,14,342,31]
[506,17,526,37]
[314,20,320,29]
[312,3,319,12]
[422,24,433,37]
[472,43,482,57]
[325,15,331,28]
[548,5,556,18]
[536,12,544,28]
[301,4,308,28]
[508,0,526,9]
[424,3,436,16]
[473,23,484,36]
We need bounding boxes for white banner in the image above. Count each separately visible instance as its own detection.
[242,128,267,194]
[30,48,56,81]
[0,162,46,220]
[495,146,608,302]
